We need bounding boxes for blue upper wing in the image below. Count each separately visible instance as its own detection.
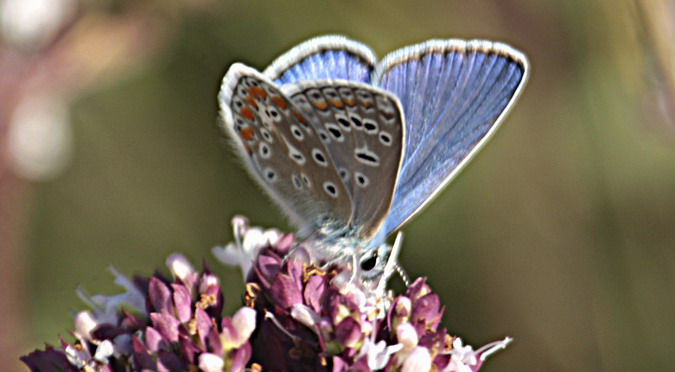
[373,39,529,237]
[263,35,376,85]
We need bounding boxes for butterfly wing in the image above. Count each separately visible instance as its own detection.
[219,63,353,233]
[264,35,376,86]
[373,39,529,236]
[282,81,405,239]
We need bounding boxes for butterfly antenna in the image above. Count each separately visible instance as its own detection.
[394,263,410,287]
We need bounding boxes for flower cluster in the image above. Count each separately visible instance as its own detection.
[21,256,256,372]
[214,216,512,372]
[22,217,511,371]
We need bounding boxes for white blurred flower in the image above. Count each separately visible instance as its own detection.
[7,94,73,181]
[77,266,146,325]
[0,0,76,49]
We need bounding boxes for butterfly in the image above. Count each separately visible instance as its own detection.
[218,35,528,291]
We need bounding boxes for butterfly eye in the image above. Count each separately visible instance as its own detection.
[360,253,378,272]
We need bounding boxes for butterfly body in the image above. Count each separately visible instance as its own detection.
[219,35,528,287]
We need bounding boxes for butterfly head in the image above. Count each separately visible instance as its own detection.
[300,224,403,296]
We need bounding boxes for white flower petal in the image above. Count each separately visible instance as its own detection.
[396,322,418,351]
[231,307,257,348]
[360,339,403,370]
[395,297,412,315]
[94,340,114,364]
[214,220,282,279]
[212,242,256,276]
[291,304,320,328]
[199,353,224,372]
[402,346,432,372]
[65,345,90,368]
[73,311,98,342]
[166,253,195,280]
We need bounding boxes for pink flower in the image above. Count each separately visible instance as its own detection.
[22,218,511,371]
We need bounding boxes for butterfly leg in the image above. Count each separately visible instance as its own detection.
[374,232,404,295]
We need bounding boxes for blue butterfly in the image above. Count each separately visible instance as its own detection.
[218,35,528,290]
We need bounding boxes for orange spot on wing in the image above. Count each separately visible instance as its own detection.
[344,98,356,107]
[245,96,258,109]
[293,110,307,124]
[328,99,344,108]
[249,86,267,100]
[241,106,254,121]
[312,100,328,110]
[271,96,288,109]
[240,127,255,140]
[361,101,373,108]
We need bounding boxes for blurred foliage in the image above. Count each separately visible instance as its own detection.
[5,0,675,371]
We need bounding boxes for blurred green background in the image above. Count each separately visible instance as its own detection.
[2,0,675,371]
